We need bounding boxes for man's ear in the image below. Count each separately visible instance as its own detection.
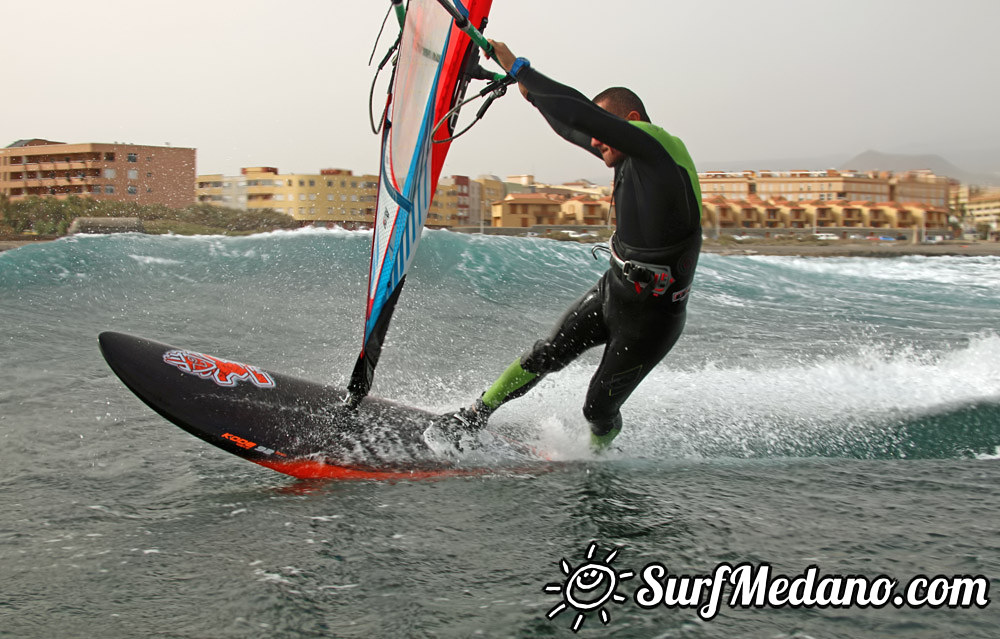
[624,110,642,122]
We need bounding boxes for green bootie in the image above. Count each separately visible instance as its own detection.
[590,426,621,452]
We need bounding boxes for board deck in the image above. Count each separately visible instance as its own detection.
[98,332,536,480]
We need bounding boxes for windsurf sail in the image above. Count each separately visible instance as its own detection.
[348,0,496,404]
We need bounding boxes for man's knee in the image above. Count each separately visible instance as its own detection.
[521,338,572,375]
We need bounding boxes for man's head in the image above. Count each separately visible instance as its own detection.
[590,87,649,167]
[593,87,649,122]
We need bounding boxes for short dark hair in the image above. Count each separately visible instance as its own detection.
[592,87,649,122]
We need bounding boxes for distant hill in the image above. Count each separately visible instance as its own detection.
[839,150,1000,185]
[697,154,849,174]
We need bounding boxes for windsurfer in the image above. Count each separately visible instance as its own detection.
[446,40,703,451]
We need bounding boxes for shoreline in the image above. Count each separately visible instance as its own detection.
[699,239,1000,258]
[3,235,1000,258]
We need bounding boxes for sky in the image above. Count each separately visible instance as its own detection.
[4,0,999,184]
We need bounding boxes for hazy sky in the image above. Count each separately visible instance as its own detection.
[4,0,998,183]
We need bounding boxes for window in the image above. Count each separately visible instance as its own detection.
[103,169,116,178]
[127,185,138,195]
[299,194,306,201]
[105,185,115,194]
[104,152,115,161]
[127,169,138,180]
[308,180,315,187]
[127,153,138,163]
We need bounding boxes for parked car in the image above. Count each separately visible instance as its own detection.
[813,233,839,241]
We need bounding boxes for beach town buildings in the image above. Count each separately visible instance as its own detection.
[965,192,1000,237]
[697,169,953,238]
[1,139,195,208]
[489,192,613,228]
[194,165,959,238]
[196,168,478,228]
[5,134,967,240]
[194,169,584,229]
[698,169,949,206]
[197,167,379,228]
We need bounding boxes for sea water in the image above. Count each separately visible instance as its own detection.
[1,229,998,637]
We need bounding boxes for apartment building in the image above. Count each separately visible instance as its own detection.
[893,170,951,207]
[433,175,470,226]
[491,193,564,227]
[196,167,379,227]
[699,169,951,207]
[1,138,195,208]
[755,170,892,202]
[196,168,498,228]
[702,195,949,233]
[697,171,755,200]
[966,193,1000,232]
[561,195,612,226]
[469,175,507,226]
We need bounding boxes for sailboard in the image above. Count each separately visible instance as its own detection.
[348,0,496,403]
[97,1,529,481]
[98,332,541,480]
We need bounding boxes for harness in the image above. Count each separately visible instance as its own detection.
[593,232,700,302]
[592,235,675,298]
[609,242,675,296]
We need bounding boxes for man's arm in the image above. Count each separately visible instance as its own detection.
[488,40,664,162]
[519,68,601,158]
[521,68,665,162]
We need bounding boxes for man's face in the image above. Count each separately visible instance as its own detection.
[591,99,626,167]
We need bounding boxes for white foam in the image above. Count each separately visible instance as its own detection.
[127,254,183,265]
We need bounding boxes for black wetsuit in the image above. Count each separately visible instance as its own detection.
[482,67,702,436]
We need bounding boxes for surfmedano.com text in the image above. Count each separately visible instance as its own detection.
[634,562,990,620]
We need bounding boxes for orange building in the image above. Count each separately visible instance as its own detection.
[560,195,611,225]
[699,169,951,208]
[1,138,196,208]
[701,195,949,234]
[491,193,564,227]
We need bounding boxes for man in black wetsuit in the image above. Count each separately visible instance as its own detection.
[448,41,702,450]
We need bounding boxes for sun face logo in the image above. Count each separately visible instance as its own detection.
[543,542,634,632]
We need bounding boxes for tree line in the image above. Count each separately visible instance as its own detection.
[0,195,301,236]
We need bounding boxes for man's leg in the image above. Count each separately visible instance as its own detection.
[452,279,609,428]
[584,308,687,449]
